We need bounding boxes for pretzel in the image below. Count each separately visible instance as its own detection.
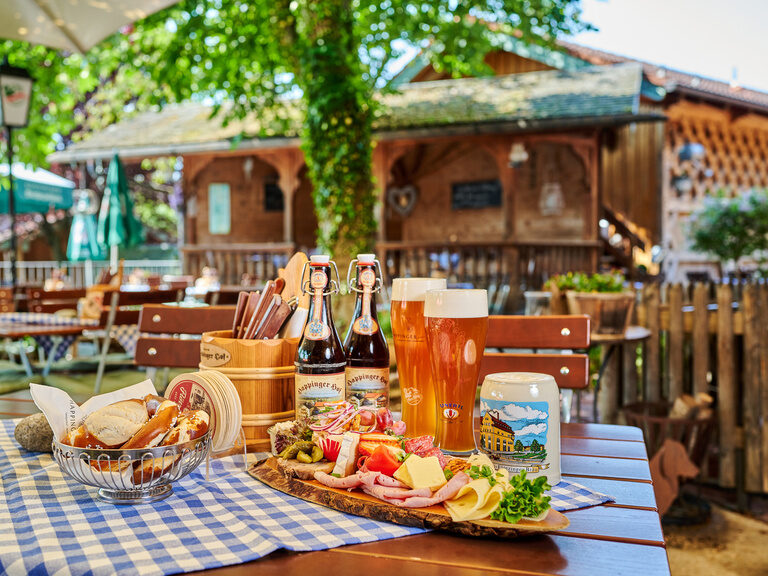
[131,410,210,484]
[122,400,179,450]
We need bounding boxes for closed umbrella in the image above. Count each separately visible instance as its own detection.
[67,189,103,285]
[97,154,143,272]
[0,0,180,52]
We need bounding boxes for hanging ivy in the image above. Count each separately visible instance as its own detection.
[297,0,377,257]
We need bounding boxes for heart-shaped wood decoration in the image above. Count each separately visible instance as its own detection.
[387,184,418,216]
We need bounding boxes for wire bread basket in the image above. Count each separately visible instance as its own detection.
[52,431,212,504]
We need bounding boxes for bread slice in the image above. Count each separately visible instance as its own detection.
[84,399,148,447]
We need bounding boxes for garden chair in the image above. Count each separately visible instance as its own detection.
[93,289,182,394]
[135,304,235,389]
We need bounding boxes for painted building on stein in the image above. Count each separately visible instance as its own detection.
[50,38,768,295]
[480,412,515,454]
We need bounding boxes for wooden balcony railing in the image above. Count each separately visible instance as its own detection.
[376,239,599,312]
[181,243,295,286]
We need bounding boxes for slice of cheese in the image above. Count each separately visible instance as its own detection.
[331,432,360,477]
[393,460,413,488]
[444,479,505,522]
[402,454,446,491]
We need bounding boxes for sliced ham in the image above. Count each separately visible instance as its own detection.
[375,475,407,488]
[433,472,471,501]
[314,470,381,491]
[372,472,472,509]
[369,485,432,500]
[314,470,363,489]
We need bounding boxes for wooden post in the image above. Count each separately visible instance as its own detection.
[717,283,736,488]
[645,284,661,402]
[668,283,684,400]
[759,285,768,493]
[372,141,389,242]
[743,284,763,493]
[692,283,710,396]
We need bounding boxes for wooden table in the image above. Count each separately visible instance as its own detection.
[590,326,652,423]
[0,321,89,376]
[198,422,669,576]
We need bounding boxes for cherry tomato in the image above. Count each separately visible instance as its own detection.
[376,407,394,431]
[391,420,406,436]
[359,410,376,428]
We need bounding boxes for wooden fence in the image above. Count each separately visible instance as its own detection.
[631,282,768,494]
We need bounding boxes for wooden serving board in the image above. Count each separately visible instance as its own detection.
[248,457,569,538]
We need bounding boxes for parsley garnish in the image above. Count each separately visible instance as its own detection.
[490,470,551,524]
[468,465,497,486]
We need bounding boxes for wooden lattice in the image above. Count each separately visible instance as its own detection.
[662,101,768,279]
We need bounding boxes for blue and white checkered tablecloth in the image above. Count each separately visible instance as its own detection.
[0,313,139,361]
[1,417,612,576]
[0,420,424,576]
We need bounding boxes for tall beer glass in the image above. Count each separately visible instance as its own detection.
[424,289,488,455]
[391,278,447,437]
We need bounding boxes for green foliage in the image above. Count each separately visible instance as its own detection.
[514,439,524,452]
[530,439,540,451]
[688,189,768,265]
[469,464,503,487]
[490,470,551,524]
[1,0,589,257]
[545,271,626,293]
[133,192,178,242]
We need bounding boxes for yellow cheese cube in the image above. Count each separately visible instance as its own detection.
[393,462,413,488]
[402,455,447,491]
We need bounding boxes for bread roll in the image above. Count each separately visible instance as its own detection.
[122,400,179,450]
[131,410,210,484]
[83,399,148,448]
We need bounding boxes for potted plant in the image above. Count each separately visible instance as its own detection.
[545,272,634,335]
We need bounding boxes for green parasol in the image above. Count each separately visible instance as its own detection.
[67,189,104,262]
[96,153,144,270]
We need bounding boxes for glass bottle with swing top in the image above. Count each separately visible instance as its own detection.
[344,254,390,409]
[294,255,346,421]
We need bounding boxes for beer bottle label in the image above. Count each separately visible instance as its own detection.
[352,268,378,335]
[304,267,331,340]
[295,371,346,420]
[346,366,389,409]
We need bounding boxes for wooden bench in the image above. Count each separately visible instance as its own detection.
[480,315,591,389]
[135,304,235,371]
[93,289,182,393]
[26,288,85,314]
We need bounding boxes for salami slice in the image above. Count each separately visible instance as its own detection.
[422,446,449,468]
[404,435,434,455]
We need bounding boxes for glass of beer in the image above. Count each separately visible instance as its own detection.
[391,277,447,437]
[424,289,489,455]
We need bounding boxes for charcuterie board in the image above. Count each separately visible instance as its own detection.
[248,457,570,538]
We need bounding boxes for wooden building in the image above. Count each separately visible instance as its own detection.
[52,57,663,304]
[50,38,768,288]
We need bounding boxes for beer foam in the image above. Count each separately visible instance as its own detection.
[391,277,447,302]
[424,289,488,318]
[483,372,557,386]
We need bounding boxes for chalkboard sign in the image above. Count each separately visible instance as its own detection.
[264,182,284,212]
[451,180,502,210]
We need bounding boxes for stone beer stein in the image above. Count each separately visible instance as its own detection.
[479,372,561,485]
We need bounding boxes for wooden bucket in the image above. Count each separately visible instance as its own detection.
[200,330,298,452]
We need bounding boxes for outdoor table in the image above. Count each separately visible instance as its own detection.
[0,312,141,377]
[201,422,669,576]
[0,319,90,377]
[588,326,651,423]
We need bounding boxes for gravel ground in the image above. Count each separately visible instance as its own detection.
[666,504,768,576]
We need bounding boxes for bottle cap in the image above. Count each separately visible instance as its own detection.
[310,255,330,265]
[357,253,376,265]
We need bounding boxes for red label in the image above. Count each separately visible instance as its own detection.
[352,268,378,336]
[305,268,331,340]
[166,379,218,435]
